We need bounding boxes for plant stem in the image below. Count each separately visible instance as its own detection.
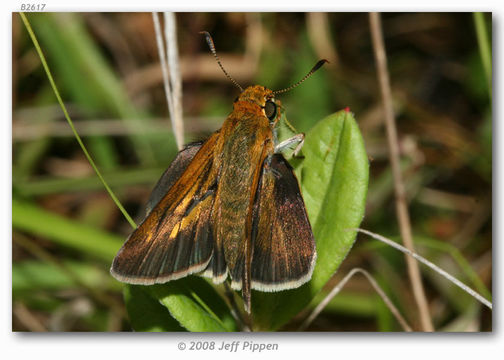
[299,267,412,332]
[369,12,434,332]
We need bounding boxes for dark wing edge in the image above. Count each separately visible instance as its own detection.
[249,154,317,292]
[110,140,218,285]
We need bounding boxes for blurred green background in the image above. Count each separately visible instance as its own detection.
[12,12,491,331]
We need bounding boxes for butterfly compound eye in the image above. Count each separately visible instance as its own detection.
[264,100,277,121]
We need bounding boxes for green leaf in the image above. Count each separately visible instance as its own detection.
[308,291,378,317]
[123,285,185,332]
[252,110,369,330]
[147,277,237,332]
[14,166,169,196]
[13,260,121,294]
[12,198,123,262]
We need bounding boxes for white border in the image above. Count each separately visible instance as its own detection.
[3,2,502,360]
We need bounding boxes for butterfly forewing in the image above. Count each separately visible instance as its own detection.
[145,141,203,215]
[110,134,219,284]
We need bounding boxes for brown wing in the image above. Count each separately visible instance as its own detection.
[110,133,219,285]
[145,141,203,215]
[250,154,316,291]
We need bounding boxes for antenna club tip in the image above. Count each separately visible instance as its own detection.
[199,31,211,42]
[313,59,329,71]
[200,31,216,51]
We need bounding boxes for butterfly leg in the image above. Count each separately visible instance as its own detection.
[274,133,305,157]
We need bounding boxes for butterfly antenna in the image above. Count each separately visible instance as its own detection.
[273,59,329,95]
[200,31,244,92]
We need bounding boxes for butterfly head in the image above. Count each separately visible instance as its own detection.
[234,85,279,123]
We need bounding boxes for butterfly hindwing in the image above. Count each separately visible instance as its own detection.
[251,153,316,291]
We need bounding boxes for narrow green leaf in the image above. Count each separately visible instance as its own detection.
[252,110,369,330]
[14,166,168,196]
[13,260,121,294]
[473,12,492,98]
[308,291,378,317]
[12,198,123,262]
